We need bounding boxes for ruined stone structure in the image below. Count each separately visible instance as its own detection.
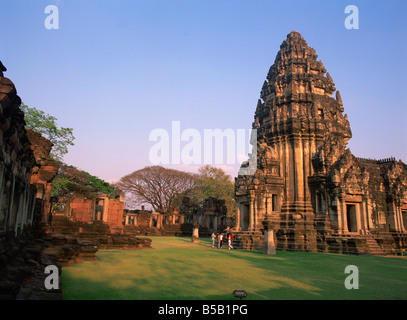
[0,61,151,300]
[124,206,190,236]
[234,31,407,255]
[0,61,64,299]
[27,129,58,229]
[62,193,125,233]
[182,197,231,234]
[123,197,231,237]
[0,62,36,238]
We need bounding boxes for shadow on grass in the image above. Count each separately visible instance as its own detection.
[63,237,407,300]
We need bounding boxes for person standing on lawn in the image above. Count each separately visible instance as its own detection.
[217,233,223,249]
[228,233,234,250]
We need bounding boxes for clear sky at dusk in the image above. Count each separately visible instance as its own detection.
[0,0,406,182]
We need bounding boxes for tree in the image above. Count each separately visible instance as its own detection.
[117,166,196,213]
[191,165,236,216]
[20,103,75,161]
[51,163,118,199]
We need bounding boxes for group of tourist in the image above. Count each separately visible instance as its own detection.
[211,226,234,250]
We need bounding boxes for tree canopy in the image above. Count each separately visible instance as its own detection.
[189,165,236,216]
[117,166,196,213]
[20,103,75,161]
[118,165,236,216]
[51,163,119,199]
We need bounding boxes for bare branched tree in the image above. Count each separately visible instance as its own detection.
[117,166,196,213]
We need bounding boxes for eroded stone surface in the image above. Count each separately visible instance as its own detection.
[234,31,407,254]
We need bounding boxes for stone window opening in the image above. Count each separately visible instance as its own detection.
[317,108,324,119]
[272,194,278,212]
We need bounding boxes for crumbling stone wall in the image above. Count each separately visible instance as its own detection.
[63,194,125,231]
[0,61,62,300]
[27,129,58,229]
[0,61,36,238]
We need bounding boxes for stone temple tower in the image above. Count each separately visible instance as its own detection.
[235,31,407,254]
[235,31,352,251]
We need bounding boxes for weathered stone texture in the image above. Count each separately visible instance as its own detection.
[0,63,36,238]
[234,31,407,255]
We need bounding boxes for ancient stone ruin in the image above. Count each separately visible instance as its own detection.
[234,31,407,255]
[123,198,231,238]
[0,61,151,300]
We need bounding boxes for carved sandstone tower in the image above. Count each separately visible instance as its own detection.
[235,31,352,251]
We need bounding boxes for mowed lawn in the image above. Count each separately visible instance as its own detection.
[62,237,407,300]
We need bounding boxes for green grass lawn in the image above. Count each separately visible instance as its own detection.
[62,236,407,300]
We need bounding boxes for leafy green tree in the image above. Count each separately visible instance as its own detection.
[20,103,75,161]
[51,163,119,199]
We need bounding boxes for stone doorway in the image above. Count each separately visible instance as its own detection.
[241,204,250,231]
[402,211,407,231]
[94,199,104,221]
[346,204,358,233]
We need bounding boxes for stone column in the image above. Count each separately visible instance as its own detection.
[355,203,362,233]
[157,214,162,229]
[235,203,241,231]
[259,194,266,224]
[28,192,36,225]
[7,176,16,232]
[102,197,109,223]
[262,220,276,255]
[338,198,346,234]
[249,198,255,231]
[387,202,401,232]
[360,199,368,232]
[191,223,199,243]
[293,136,304,202]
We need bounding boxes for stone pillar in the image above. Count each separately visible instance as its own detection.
[102,197,109,223]
[259,195,266,225]
[293,136,304,202]
[262,220,276,255]
[338,198,346,234]
[191,223,199,243]
[235,203,241,231]
[303,137,311,202]
[249,198,255,231]
[157,214,162,229]
[355,203,362,233]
